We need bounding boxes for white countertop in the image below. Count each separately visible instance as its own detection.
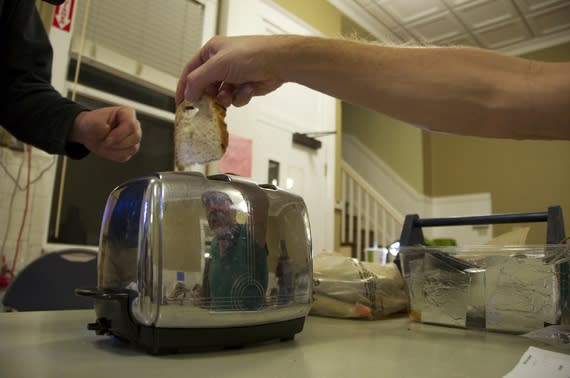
[0,310,567,378]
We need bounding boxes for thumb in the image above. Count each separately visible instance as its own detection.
[111,106,136,126]
[178,58,226,104]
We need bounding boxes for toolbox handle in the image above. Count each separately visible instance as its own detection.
[416,211,547,227]
[399,205,565,246]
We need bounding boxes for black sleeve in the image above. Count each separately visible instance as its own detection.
[0,0,89,159]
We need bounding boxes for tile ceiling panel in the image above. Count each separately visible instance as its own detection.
[513,0,566,13]
[391,27,419,44]
[525,3,570,36]
[454,0,519,29]
[443,0,474,6]
[363,2,399,28]
[474,18,531,48]
[407,11,465,42]
[437,33,479,47]
[329,0,570,54]
[380,0,446,24]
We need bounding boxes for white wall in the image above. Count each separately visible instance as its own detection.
[220,0,337,254]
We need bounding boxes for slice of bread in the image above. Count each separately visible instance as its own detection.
[174,95,228,169]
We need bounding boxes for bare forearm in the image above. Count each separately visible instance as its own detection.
[278,36,570,140]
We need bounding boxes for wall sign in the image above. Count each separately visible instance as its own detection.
[52,0,76,33]
[219,134,252,178]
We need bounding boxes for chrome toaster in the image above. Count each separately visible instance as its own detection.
[77,172,313,354]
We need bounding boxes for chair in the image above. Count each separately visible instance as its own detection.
[2,249,97,311]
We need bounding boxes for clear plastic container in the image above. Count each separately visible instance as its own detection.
[399,244,570,333]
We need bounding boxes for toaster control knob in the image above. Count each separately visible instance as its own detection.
[88,318,111,335]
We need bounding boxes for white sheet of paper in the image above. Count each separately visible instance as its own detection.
[504,346,570,378]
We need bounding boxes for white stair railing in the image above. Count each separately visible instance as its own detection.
[341,160,404,260]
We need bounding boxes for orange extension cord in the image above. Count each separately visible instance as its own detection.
[10,145,32,274]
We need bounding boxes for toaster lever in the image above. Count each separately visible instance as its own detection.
[207,173,232,182]
[88,317,111,335]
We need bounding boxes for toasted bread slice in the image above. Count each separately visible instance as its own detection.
[174,95,228,169]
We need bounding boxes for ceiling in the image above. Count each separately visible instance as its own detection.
[328,0,570,55]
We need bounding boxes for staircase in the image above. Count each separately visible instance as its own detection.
[340,160,404,260]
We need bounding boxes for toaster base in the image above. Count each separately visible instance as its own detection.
[83,289,308,354]
[133,317,306,355]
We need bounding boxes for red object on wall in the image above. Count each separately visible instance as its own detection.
[52,0,76,32]
[219,134,253,178]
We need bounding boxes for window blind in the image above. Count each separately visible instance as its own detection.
[72,0,204,86]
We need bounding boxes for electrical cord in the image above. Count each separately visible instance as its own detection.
[0,147,56,279]
[0,149,56,191]
[0,151,25,261]
[11,145,32,274]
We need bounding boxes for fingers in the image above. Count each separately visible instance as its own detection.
[81,106,142,162]
[213,83,254,108]
[103,120,141,148]
[94,144,140,163]
[176,35,283,107]
[176,40,220,104]
[104,107,142,148]
[176,53,205,104]
[181,59,227,104]
[104,127,141,150]
[204,83,221,97]
[216,82,235,108]
[176,36,240,105]
[233,84,255,107]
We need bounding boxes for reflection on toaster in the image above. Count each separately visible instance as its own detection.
[97,172,313,328]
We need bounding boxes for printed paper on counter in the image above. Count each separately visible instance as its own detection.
[504,346,570,378]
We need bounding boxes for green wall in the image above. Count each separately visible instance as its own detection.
[521,41,570,61]
[342,104,425,193]
[272,0,342,37]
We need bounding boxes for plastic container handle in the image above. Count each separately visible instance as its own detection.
[399,205,565,245]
